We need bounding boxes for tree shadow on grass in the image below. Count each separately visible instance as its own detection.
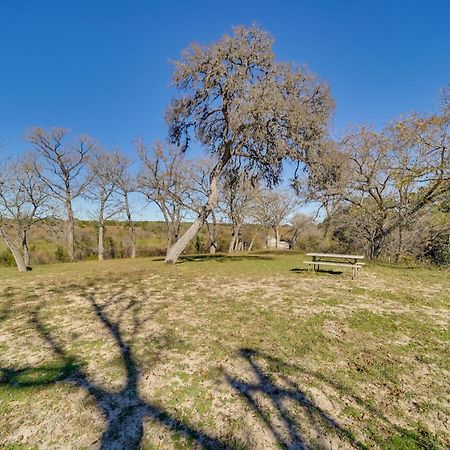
[224,348,366,449]
[289,268,309,274]
[0,292,234,449]
[154,253,274,264]
[290,268,343,275]
[225,349,443,450]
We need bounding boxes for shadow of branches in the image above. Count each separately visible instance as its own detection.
[0,291,234,449]
[224,348,366,449]
[1,294,442,449]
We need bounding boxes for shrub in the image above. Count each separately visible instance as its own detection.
[0,249,15,267]
[55,245,69,262]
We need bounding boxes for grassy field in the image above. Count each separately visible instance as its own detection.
[0,253,448,449]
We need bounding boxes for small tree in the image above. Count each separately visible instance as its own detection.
[253,189,298,249]
[309,88,449,259]
[164,25,332,263]
[185,158,221,253]
[0,157,48,271]
[27,127,94,261]
[137,141,189,248]
[220,169,257,252]
[114,151,137,258]
[288,213,316,249]
[88,148,123,261]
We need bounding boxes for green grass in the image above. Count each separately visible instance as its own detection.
[0,253,449,448]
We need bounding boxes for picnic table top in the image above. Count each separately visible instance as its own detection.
[306,253,365,259]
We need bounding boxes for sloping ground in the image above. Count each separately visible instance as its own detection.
[0,254,449,449]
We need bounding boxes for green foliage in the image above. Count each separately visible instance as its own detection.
[55,245,69,263]
[424,246,450,267]
[105,236,116,258]
[0,249,15,267]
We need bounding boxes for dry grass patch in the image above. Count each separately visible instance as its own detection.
[0,254,449,449]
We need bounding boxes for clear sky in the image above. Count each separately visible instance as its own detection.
[0,0,448,221]
[1,0,449,156]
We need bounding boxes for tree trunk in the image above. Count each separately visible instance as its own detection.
[66,201,75,261]
[22,231,31,268]
[0,229,27,272]
[124,192,136,258]
[164,148,230,264]
[98,192,106,261]
[167,226,175,250]
[130,226,136,258]
[229,224,241,253]
[98,222,105,261]
[265,232,270,249]
[275,227,280,250]
[370,233,385,259]
[165,216,204,264]
[394,226,403,264]
[207,219,218,254]
[248,229,258,252]
[228,231,237,253]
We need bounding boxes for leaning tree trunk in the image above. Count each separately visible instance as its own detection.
[165,176,217,263]
[248,229,258,252]
[165,216,205,263]
[0,229,27,272]
[164,149,230,264]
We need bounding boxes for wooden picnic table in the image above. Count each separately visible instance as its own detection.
[304,253,365,279]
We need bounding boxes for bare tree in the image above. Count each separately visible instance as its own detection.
[27,127,95,261]
[114,152,138,258]
[253,189,298,249]
[137,141,189,249]
[0,157,48,271]
[164,25,333,263]
[287,213,316,249]
[185,158,221,253]
[220,169,257,252]
[88,148,123,261]
[309,90,449,258]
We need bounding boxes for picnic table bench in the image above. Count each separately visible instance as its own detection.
[303,253,365,279]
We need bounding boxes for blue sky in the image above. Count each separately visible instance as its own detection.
[0,0,449,218]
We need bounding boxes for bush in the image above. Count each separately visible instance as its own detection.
[425,247,450,267]
[137,244,166,257]
[0,249,15,267]
[33,249,56,265]
[105,236,116,259]
[55,245,69,262]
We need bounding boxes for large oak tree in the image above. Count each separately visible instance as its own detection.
[164,25,333,263]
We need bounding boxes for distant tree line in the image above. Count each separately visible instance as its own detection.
[0,25,448,271]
